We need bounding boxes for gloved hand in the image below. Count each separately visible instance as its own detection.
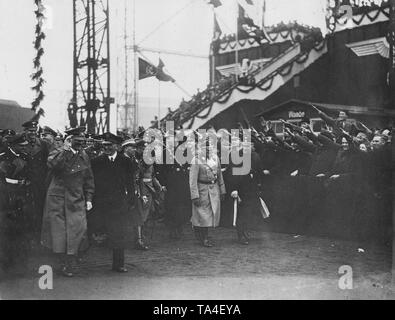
[86,201,93,212]
[231,190,238,199]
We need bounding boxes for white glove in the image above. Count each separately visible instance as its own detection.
[86,201,93,212]
[231,190,238,199]
[290,170,298,177]
[263,170,270,175]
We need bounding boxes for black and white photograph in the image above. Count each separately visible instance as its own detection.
[0,0,394,303]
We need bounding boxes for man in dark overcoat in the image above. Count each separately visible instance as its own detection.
[91,133,137,272]
[161,141,192,240]
[22,120,50,243]
[225,141,263,245]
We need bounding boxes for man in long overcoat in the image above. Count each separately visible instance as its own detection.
[91,133,137,272]
[41,127,94,277]
[225,141,263,245]
[189,139,226,247]
[161,141,192,240]
[22,121,50,243]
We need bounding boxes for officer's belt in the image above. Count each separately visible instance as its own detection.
[198,179,217,185]
[5,178,25,185]
[142,178,152,183]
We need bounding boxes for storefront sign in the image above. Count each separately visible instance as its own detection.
[288,111,305,118]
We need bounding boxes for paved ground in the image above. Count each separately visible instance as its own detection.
[0,225,393,300]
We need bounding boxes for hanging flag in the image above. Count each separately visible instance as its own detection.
[139,57,157,80]
[213,13,222,41]
[237,4,256,39]
[238,3,270,44]
[212,13,222,54]
[238,4,258,29]
[156,58,175,82]
[208,0,222,8]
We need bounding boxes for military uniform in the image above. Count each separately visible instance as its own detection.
[41,147,94,255]
[41,127,94,276]
[0,136,34,271]
[22,121,50,241]
[189,152,226,246]
[136,160,163,225]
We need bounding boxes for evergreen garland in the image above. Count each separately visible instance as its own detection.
[30,0,46,118]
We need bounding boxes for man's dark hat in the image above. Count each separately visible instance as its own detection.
[42,126,57,137]
[22,120,39,130]
[65,126,86,138]
[100,132,124,145]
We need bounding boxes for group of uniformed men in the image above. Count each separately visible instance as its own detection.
[0,123,169,276]
[0,105,393,277]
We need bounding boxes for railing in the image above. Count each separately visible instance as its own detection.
[161,35,325,128]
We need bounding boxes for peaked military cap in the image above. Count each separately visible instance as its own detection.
[100,132,124,145]
[121,138,137,148]
[42,126,57,137]
[22,120,39,130]
[65,126,86,138]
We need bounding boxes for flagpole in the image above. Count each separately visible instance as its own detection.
[235,0,239,79]
[211,7,216,85]
[158,53,161,129]
[262,0,266,28]
[158,81,161,128]
[133,0,138,131]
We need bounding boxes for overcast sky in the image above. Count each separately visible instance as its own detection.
[0,0,327,131]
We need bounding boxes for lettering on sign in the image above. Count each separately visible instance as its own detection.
[288,111,305,119]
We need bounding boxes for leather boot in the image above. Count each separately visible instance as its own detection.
[112,248,128,273]
[237,228,249,245]
[60,254,74,277]
[193,226,202,242]
[201,228,213,247]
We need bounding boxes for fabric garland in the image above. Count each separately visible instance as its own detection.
[181,39,327,128]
